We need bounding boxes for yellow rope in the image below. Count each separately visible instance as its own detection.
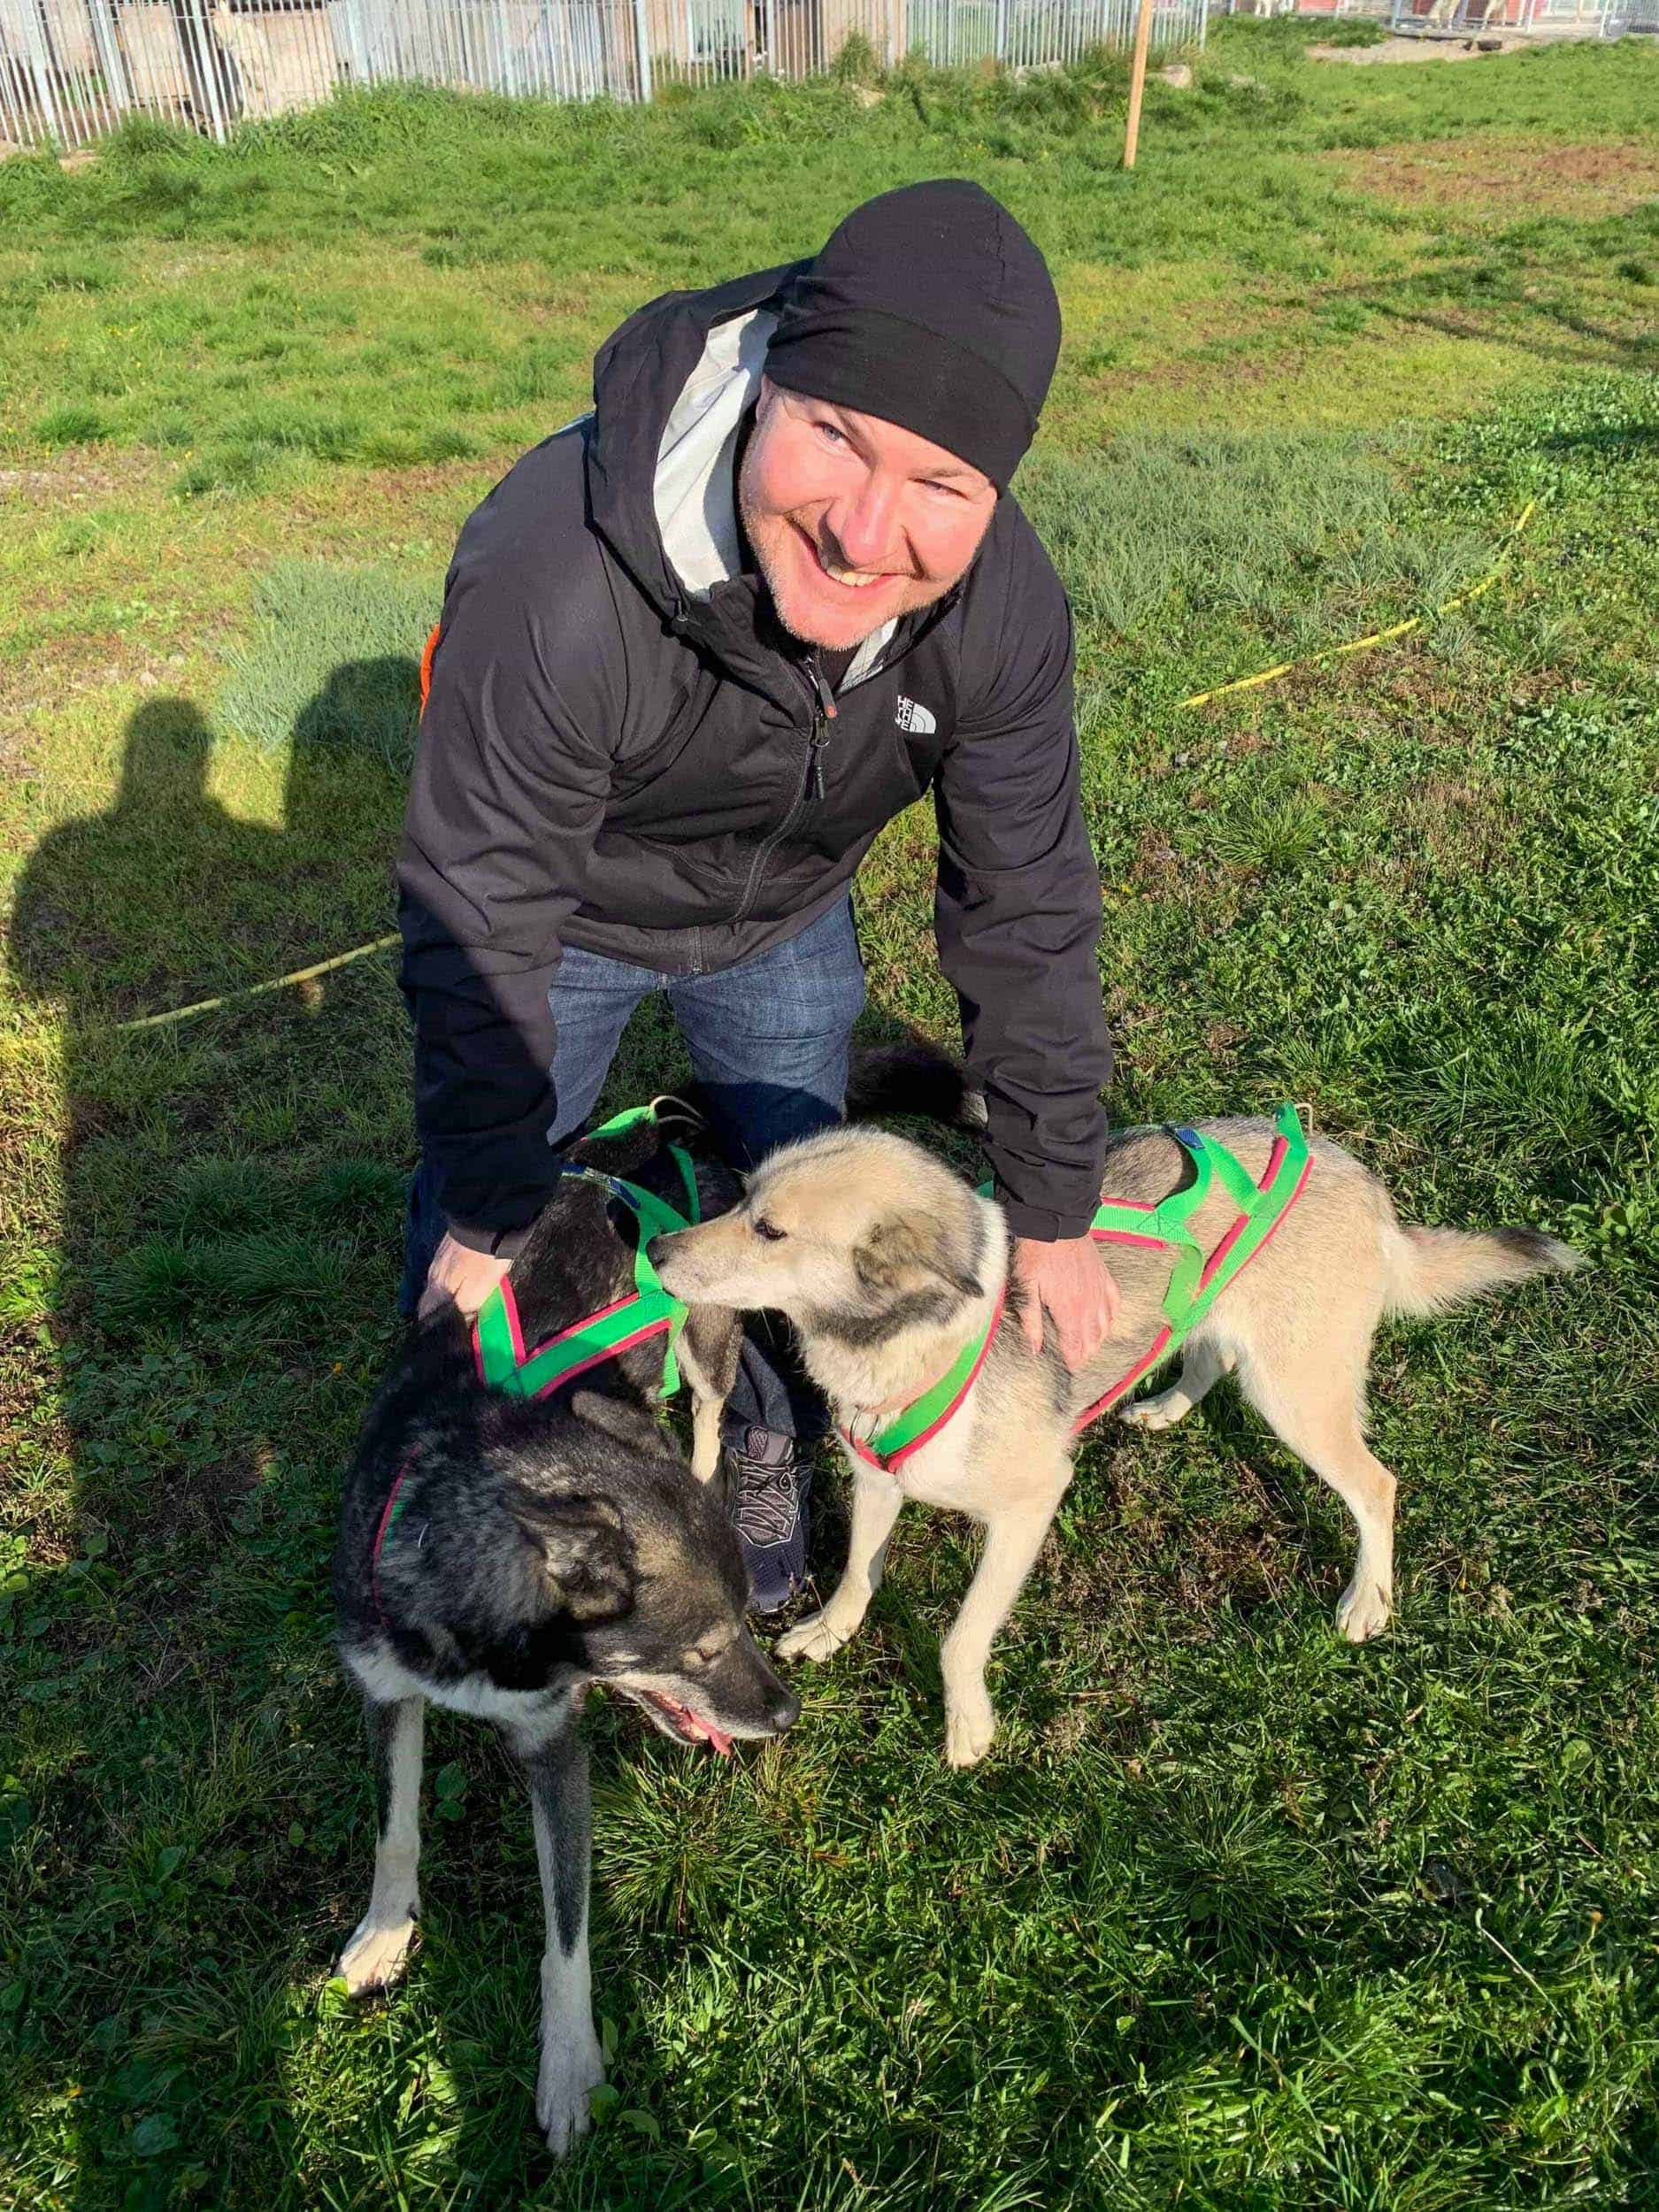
[1179,497,1537,711]
[114,933,400,1034]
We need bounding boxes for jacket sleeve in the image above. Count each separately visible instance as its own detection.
[397,455,618,1241]
[933,520,1111,1241]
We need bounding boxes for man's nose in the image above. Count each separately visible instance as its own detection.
[826,483,897,572]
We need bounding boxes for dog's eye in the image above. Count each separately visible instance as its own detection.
[752,1217,787,1242]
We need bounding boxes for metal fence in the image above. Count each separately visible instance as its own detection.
[0,0,1207,149]
[1222,0,1643,32]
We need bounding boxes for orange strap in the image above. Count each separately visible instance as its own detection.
[419,621,441,712]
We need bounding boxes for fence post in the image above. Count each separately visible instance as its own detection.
[89,0,136,127]
[632,0,652,96]
[1121,0,1154,166]
[177,0,235,141]
[19,0,72,148]
[995,0,1008,57]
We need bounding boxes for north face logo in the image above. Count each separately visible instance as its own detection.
[895,695,936,735]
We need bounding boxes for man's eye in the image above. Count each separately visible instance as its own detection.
[815,420,848,447]
[753,1217,787,1242]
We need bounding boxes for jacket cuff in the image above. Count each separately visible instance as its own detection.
[998,1193,1097,1243]
[444,1219,533,1260]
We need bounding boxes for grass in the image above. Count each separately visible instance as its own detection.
[2,22,1658,2209]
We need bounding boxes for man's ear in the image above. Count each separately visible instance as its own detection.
[853,1211,982,1302]
[511,1488,634,1624]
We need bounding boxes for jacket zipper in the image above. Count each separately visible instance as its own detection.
[730,657,837,926]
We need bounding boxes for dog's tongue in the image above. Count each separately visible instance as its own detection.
[656,1693,733,1758]
[687,1712,734,1759]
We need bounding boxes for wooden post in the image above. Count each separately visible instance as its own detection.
[1122,0,1156,170]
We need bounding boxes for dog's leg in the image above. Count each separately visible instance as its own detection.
[679,1306,742,1485]
[940,1482,1066,1769]
[777,1457,904,1665]
[1237,1359,1396,1642]
[504,1720,605,2158]
[338,1694,425,1994]
[688,1393,723,1486]
[1119,1337,1235,1432]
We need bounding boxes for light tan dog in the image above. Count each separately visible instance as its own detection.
[649,1074,1578,1765]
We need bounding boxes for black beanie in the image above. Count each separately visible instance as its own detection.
[764,180,1061,494]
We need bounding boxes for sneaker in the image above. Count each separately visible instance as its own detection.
[722,1425,811,1614]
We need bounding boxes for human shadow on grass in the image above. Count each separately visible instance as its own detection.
[6,672,422,2209]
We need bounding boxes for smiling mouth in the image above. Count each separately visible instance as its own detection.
[639,1690,734,1758]
[797,526,898,595]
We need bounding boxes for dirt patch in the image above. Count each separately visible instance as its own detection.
[1332,136,1659,219]
[0,447,167,505]
[1311,32,1522,64]
[0,460,119,503]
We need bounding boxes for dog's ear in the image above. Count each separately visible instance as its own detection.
[853,1210,982,1302]
[511,1488,634,1623]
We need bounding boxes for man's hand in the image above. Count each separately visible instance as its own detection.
[419,1231,514,1323]
[1012,1233,1119,1371]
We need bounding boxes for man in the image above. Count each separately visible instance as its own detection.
[398,179,1117,1613]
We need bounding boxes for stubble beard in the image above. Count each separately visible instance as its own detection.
[737,465,940,654]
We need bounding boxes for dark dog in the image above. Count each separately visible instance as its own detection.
[332,1109,798,2155]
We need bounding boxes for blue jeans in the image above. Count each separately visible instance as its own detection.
[402,898,866,1440]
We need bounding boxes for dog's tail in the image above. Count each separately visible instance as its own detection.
[1383,1220,1581,1318]
[845,1034,988,1131]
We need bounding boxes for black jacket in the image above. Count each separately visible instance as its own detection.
[399,262,1111,1244]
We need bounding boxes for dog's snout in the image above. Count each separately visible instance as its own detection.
[771,1683,802,1733]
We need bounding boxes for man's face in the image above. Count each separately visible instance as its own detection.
[736,378,1000,653]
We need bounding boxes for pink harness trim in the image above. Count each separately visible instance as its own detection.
[371,1447,419,1629]
[469,1277,672,1401]
[840,1286,1009,1475]
[1071,1134,1313,1434]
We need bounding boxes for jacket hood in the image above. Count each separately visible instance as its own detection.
[586,262,918,695]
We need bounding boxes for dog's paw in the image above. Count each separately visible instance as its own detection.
[1336,1578,1392,1644]
[943,1692,997,1769]
[776,1609,850,1665]
[537,2035,605,2158]
[336,1911,418,1995]
[1118,1388,1188,1432]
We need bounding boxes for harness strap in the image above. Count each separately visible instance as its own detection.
[840,1107,1313,1475]
[838,1286,1008,1474]
[471,1100,703,1403]
[386,1108,705,1610]
[1090,1126,1213,1320]
[1071,1103,1312,1428]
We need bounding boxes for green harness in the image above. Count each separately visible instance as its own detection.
[841,1104,1312,1473]
[470,1102,702,1403]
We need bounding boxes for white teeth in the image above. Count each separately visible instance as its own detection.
[824,560,879,588]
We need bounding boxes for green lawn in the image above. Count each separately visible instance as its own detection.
[3,22,1657,2208]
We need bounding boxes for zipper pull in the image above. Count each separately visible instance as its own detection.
[810,658,839,720]
[806,656,835,802]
